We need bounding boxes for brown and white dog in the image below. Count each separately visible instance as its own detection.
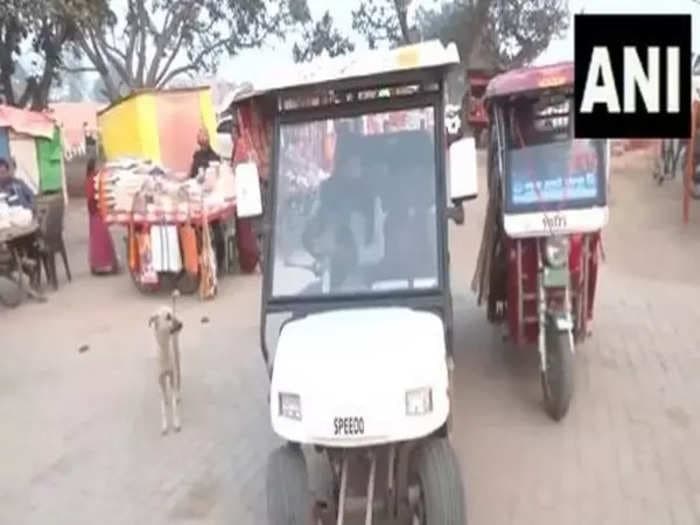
[148,292,183,435]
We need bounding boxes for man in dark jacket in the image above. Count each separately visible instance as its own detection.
[189,128,220,179]
[188,129,226,272]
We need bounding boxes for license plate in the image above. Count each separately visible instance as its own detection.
[543,266,569,288]
[333,416,365,436]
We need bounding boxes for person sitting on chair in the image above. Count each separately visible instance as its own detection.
[0,157,35,212]
[0,157,46,301]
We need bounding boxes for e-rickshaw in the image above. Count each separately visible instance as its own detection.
[472,62,609,421]
[255,40,477,524]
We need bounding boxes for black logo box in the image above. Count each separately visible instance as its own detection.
[574,14,691,139]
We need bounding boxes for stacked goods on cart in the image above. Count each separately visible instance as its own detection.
[94,156,236,297]
[95,157,235,224]
[0,193,33,230]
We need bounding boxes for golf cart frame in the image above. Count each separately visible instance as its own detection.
[254,41,475,524]
[261,78,455,354]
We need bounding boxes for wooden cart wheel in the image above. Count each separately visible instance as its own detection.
[176,271,200,295]
[128,264,160,294]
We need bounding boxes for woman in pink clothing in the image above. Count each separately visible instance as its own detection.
[85,158,119,275]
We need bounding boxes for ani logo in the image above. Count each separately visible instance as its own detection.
[574,14,692,139]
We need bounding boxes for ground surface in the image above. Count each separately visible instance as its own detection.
[2,149,700,525]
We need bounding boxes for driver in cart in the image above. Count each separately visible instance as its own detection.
[301,147,379,290]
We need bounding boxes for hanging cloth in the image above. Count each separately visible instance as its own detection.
[178,191,199,275]
[150,224,182,273]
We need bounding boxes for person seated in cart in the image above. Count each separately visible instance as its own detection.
[301,139,378,289]
[188,128,226,273]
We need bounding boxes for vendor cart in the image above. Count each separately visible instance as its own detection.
[95,160,237,297]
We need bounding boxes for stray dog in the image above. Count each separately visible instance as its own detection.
[148,291,183,434]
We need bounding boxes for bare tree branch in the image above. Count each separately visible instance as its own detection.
[392,0,412,44]
[157,37,232,87]
[154,31,185,86]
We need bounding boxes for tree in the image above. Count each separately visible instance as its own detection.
[292,12,355,63]
[352,0,414,49]
[76,0,316,101]
[354,0,569,70]
[0,0,108,109]
[480,0,569,68]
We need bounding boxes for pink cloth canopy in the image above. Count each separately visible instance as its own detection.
[0,104,55,139]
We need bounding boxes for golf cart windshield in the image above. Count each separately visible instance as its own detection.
[503,95,607,213]
[271,106,439,299]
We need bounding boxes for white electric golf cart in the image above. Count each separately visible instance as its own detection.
[255,40,478,524]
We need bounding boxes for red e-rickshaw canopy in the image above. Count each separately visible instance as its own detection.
[484,62,574,101]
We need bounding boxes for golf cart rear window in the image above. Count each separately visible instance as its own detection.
[271,106,440,299]
[503,96,606,212]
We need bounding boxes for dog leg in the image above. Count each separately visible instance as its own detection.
[173,335,182,404]
[170,373,181,432]
[159,373,170,435]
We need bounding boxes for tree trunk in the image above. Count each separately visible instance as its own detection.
[393,0,413,44]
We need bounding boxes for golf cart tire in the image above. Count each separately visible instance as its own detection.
[541,319,574,421]
[411,438,467,524]
[266,444,313,525]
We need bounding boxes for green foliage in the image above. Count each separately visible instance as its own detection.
[352,0,413,49]
[0,0,108,108]
[292,12,355,63]
[482,0,569,68]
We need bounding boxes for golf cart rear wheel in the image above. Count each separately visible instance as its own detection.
[266,444,312,525]
[541,318,574,421]
[409,438,466,524]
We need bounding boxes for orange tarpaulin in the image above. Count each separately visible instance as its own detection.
[156,91,204,173]
[0,104,55,139]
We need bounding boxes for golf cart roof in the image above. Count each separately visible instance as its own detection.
[484,62,573,101]
[229,40,460,105]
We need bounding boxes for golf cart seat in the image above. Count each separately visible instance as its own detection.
[377,130,437,280]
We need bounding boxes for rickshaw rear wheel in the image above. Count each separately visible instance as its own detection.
[266,443,313,525]
[408,438,466,524]
[541,320,574,421]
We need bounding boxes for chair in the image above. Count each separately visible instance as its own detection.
[35,193,71,289]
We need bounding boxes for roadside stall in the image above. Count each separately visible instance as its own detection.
[94,158,236,297]
[0,105,66,306]
[220,87,273,272]
[97,87,240,298]
[0,104,66,197]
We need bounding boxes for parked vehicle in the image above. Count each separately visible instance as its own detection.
[472,62,609,421]
[252,40,477,523]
